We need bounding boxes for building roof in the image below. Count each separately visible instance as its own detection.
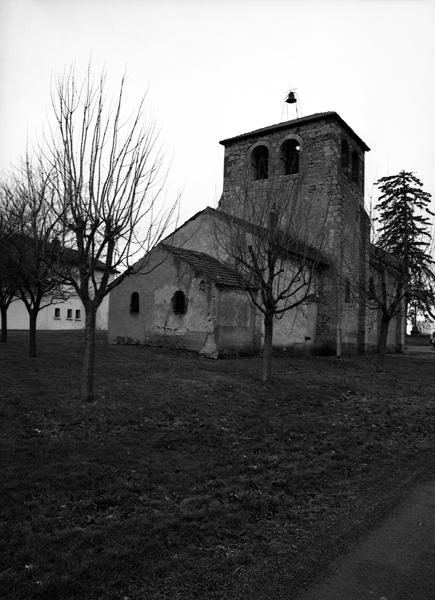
[219,111,370,152]
[60,246,110,272]
[5,234,113,272]
[161,244,258,290]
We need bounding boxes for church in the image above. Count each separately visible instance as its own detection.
[108,111,404,356]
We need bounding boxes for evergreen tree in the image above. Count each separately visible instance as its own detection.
[377,171,433,273]
[372,171,433,354]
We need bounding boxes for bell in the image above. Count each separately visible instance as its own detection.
[285,91,297,104]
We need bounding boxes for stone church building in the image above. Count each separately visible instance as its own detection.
[108,112,404,356]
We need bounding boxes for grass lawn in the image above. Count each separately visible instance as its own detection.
[1,331,435,599]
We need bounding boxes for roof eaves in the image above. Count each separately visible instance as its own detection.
[219,111,370,152]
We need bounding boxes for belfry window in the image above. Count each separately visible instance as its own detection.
[251,145,269,180]
[172,290,187,315]
[351,151,359,183]
[130,292,140,314]
[341,140,349,171]
[281,139,300,175]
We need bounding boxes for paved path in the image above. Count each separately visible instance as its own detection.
[298,481,435,600]
[405,345,435,354]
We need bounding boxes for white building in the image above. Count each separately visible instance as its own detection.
[4,253,114,331]
[6,290,110,331]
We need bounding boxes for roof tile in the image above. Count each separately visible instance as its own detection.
[161,244,257,289]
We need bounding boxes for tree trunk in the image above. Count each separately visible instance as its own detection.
[0,305,7,343]
[81,306,97,402]
[262,313,274,382]
[29,310,38,357]
[377,316,390,368]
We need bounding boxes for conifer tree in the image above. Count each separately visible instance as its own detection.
[372,170,433,354]
[377,171,433,270]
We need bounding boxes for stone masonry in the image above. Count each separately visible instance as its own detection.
[218,112,370,354]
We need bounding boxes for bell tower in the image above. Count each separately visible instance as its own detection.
[218,111,371,354]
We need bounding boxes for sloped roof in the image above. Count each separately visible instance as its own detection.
[219,111,370,152]
[61,246,110,272]
[161,244,257,290]
[6,234,113,272]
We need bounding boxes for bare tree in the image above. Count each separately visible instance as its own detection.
[215,177,328,381]
[48,67,178,402]
[0,204,18,342]
[367,246,406,362]
[1,158,66,356]
[407,271,435,333]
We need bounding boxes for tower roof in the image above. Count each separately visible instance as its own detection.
[219,111,370,152]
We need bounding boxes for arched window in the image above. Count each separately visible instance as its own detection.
[281,139,300,175]
[341,140,349,171]
[130,292,139,314]
[351,151,359,183]
[172,290,187,315]
[251,145,269,180]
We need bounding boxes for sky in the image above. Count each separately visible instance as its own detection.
[1,0,435,225]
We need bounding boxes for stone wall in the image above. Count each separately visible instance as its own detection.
[219,113,370,354]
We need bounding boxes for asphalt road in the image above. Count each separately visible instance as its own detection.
[298,481,435,600]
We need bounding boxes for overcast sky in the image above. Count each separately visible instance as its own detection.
[1,0,434,223]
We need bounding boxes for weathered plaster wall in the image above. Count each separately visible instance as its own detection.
[109,249,258,356]
[149,266,216,355]
[271,301,318,352]
[163,211,230,263]
[109,249,212,350]
[215,288,257,354]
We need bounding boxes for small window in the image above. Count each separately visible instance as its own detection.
[281,139,300,175]
[67,308,72,319]
[351,151,359,183]
[54,308,61,319]
[251,145,269,180]
[130,292,139,314]
[344,279,351,303]
[199,280,207,292]
[341,140,349,171]
[172,290,187,315]
[75,309,81,320]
